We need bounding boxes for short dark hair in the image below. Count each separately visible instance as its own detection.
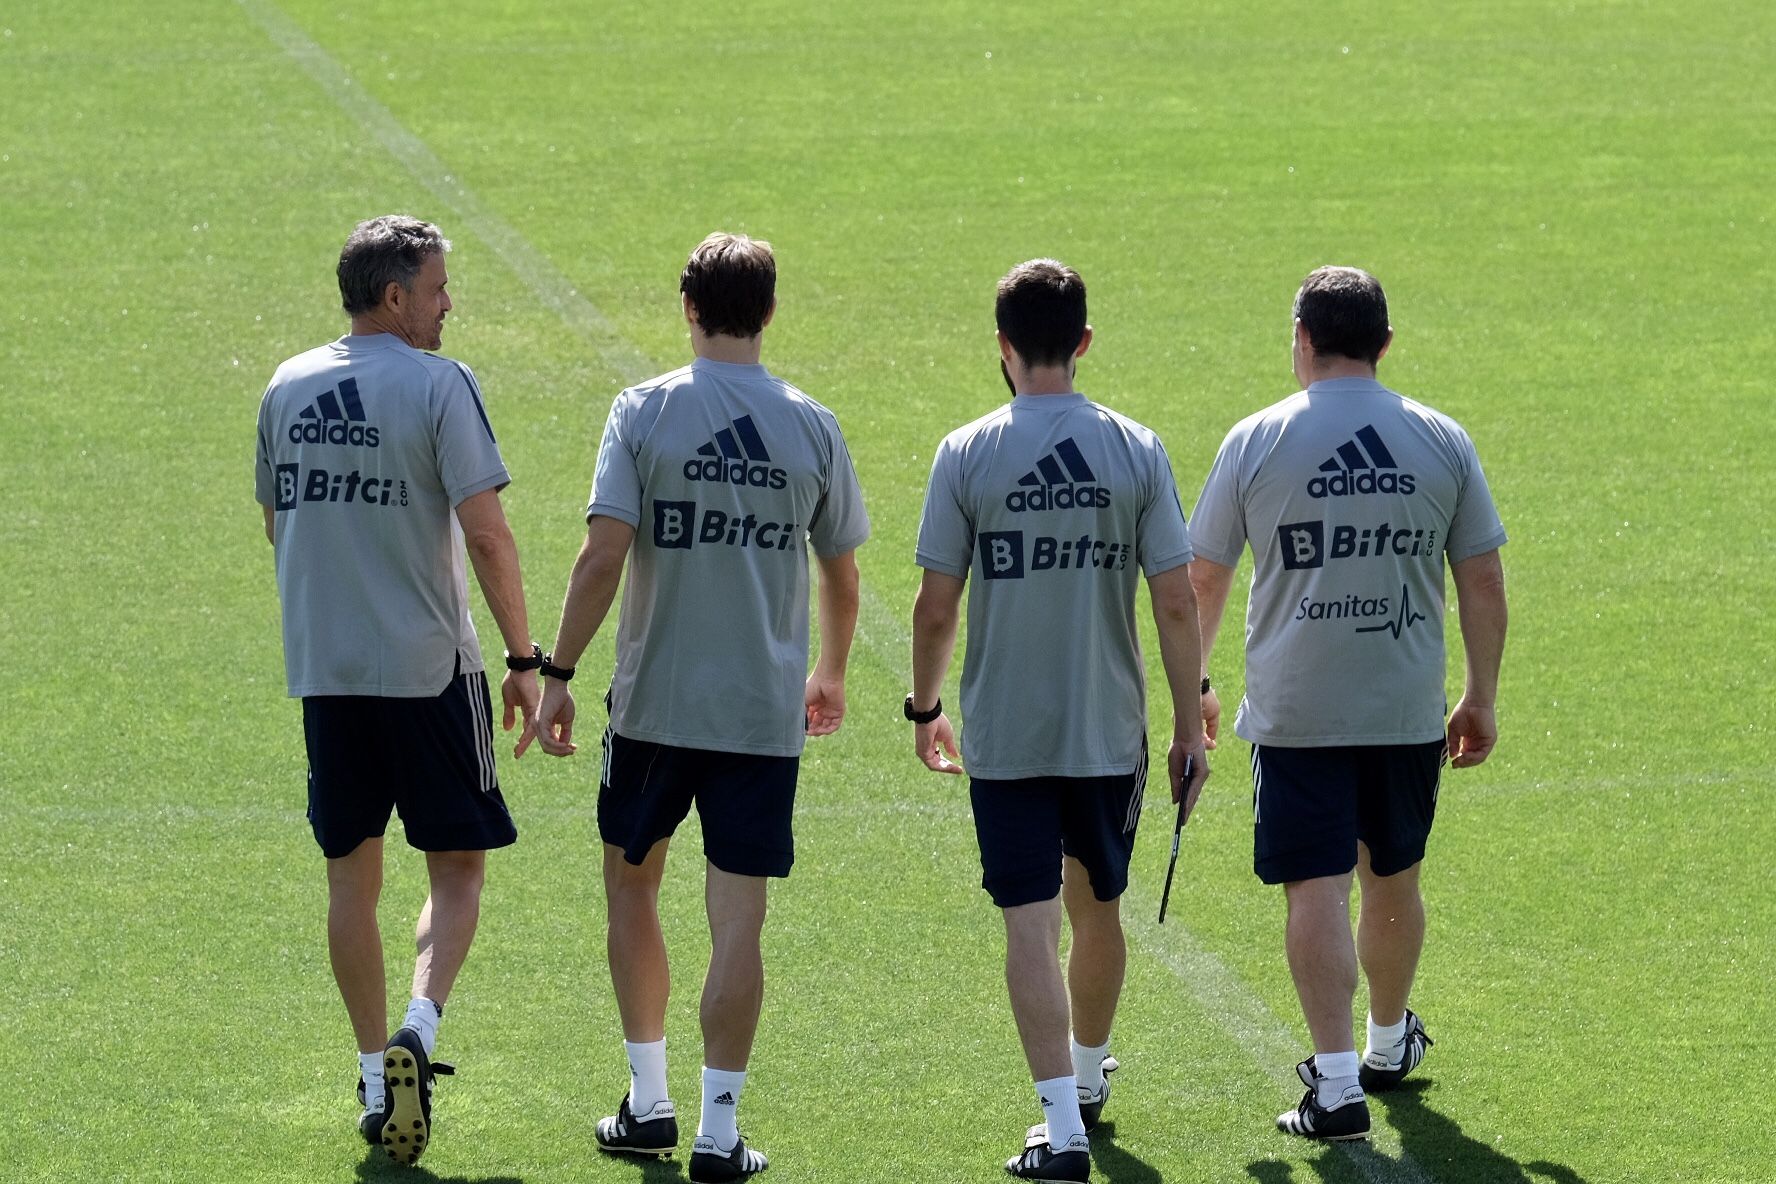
[337,215,451,316]
[996,259,1087,367]
[1292,266,1390,364]
[680,233,776,338]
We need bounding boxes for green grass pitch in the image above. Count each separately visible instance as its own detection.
[2,1,1772,1181]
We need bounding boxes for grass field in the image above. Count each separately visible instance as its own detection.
[3,1,1773,1181]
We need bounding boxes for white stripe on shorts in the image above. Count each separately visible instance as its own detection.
[1123,745,1150,834]
[1250,744,1263,824]
[470,670,495,794]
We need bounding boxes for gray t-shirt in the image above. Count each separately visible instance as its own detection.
[587,357,870,757]
[255,333,510,697]
[1189,376,1508,746]
[916,393,1195,779]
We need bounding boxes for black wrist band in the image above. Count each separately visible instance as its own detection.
[1201,676,1212,695]
[541,656,576,682]
[505,644,544,672]
[903,693,942,724]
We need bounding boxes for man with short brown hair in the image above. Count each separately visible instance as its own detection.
[1189,265,1508,1143]
[535,232,868,1183]
[255,215,540,1164]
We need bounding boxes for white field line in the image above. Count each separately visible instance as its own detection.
[238,4,1428,1177]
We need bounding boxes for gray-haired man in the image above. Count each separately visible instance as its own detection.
[254,215,540,1164]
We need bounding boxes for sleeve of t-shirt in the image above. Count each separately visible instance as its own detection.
[434,361,511,506]
[1186,428,1250,568]
[585,393,643,527]
[1137,440,1195,577]
[914,438,973,579]
[253,387,276,507]
[807,420,871,558]
[1444,431,1509,562]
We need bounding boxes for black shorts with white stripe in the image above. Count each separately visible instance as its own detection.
[1249,740,1446,885]
[968,744,1148,909]
[301,665,517,858]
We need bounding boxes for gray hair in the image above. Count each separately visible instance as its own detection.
[337,215,451,316]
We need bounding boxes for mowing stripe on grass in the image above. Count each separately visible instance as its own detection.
[234,7,1435,1178]
[233,0,655,388]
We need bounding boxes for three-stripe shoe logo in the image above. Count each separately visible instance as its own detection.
[1307,424,1414,498]
[288,376,380,447]
[1006,437,1110,511]
[683,415,787,489]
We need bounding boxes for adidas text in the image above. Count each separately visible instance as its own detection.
[1308,469,1414,498]
[288,420,380,448]
[1005,483,1110,512]
[682,457,787,490]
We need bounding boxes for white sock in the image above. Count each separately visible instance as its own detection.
[359,1051,385,1109]
[1312,1051,1362,1107]
[1035,1075,1085,1148]
[626,1039,669,1113]
[1365,1014,1408,1064]
[403,997,442,1057]
[1070,1037,1110,1094]
[698,1066,746,1149]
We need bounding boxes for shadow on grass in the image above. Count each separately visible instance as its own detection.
[1242,1080,1590,1184]
[353,1151,529,1184]
[355,1147,690,1182]
[1379,1080,1589,1184]
[1091,1120,1162,1184]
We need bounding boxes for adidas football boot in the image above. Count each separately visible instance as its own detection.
[1359,1009,1434,1091]
[1006,1124,1091,1182]
[689,1132,768,1182]
[1077,1054,1119,1133]
[1276,1058,1369,1142]
[375,1027,455,1165]
[596,1092,679,1157]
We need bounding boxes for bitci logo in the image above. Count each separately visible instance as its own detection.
[652,499,798,552]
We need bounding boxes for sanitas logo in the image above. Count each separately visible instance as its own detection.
[1307,425,1414,498]
[683,415,787,489]
[288,377,380,447]
[1007,437,1110,512]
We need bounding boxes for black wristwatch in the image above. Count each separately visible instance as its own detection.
[505,644,544,672]
[541,654,576,682]
[903,693,943,724]
[1201,676,1212,695]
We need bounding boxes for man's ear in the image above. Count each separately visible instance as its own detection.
[1375,328,1394,363]
[760,299,777,330]
[997,329,1014,361]
[683,292,698,327]
[1075,326,1094,359]
[383,280,405,313]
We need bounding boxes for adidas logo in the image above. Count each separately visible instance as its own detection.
[1307,425,1413,498]
[288,376,380,447]
[1005,437,1109,512]
[682,415,787,489]
[713,1091,736,1106]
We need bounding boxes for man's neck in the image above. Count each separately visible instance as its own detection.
[1013,363,1076,396]
[349,313,409,346]
[692,330,764,366]
[1304,358,1378,384]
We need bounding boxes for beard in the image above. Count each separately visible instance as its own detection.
[1000,358,1016,398]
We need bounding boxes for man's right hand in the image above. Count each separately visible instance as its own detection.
[1168,736,1211,822]
[501,669,541,758]
[535,678,578,757]
[1446,697,1497,768]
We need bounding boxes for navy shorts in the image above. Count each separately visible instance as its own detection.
[1250,740,1447,885]
[598,730,801,878]
[968,746,1149,909]
[301,667,517,859]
